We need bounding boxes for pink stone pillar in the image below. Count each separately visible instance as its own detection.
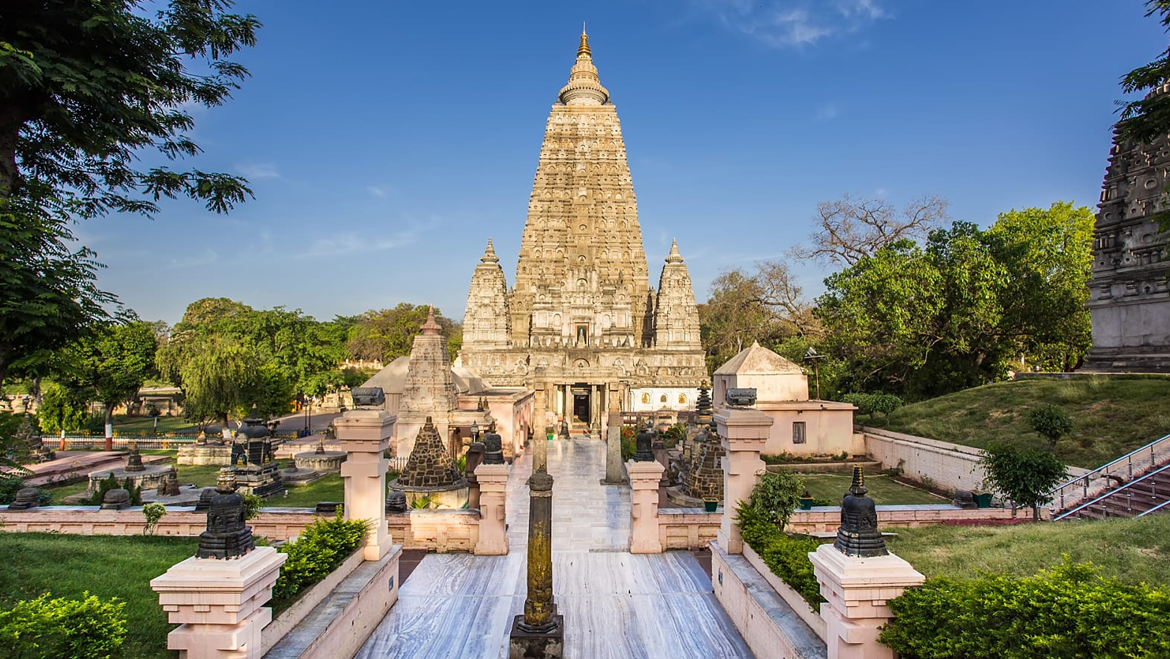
[150,547,287,659]
[627,459,665,554]
[716,408,773,554]
[334,409,395,561]
[809,544,925,659]
[474,463,509,555]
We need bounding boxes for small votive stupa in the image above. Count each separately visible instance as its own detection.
[387,417,468,509]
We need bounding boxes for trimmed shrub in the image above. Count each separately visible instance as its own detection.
[872,393,903,418]
[271,515,370,603]
[749,470,804,530]
[841,393,875,417]
[979,443,1066,521]
[83,474,142,506]
[0,592,127,659]
[1029,403,1074,450]
[880,559,1170,659]
[737,504,827,609]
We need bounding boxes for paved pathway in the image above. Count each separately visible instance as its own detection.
[356,437,752,659]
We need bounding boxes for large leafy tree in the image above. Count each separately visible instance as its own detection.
[345,304,462,364]
[56,321,159,430]
[0,1,259,387]
[818,204,1094,399]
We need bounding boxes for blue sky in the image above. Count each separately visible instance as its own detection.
[85,1,1167,325]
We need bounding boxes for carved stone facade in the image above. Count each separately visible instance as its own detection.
[1083,113,1170,372]
[460,30,706,428]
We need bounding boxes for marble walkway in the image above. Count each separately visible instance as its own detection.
[355,436,753,659]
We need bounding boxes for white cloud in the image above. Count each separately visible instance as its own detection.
[235,163,281,179]
[691,0,887,49]
[367,186,387,198]
[815,103,840,121]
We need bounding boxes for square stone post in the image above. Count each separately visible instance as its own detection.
[335,409,395,561]
[150,547,287,659]
[809,545,925,659]
[716,408,773,554]
[603,411,625,485]
[627,459,665,553]
[474,463,509,555]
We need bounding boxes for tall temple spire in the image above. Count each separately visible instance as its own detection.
[421,306,441,335]
[481,238,499,264]
[559,27,608,106]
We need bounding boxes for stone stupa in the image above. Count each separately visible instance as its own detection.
[387,417,469,509]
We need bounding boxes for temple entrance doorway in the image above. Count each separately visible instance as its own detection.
[571,385,591,428]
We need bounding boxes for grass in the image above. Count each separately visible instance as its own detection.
[0,533,199,659]
[876,376,1170,468]
[886,514,1170,587]
[798,473,945,505]
[40,453,346,508]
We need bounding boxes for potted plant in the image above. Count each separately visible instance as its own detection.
[545,425,555,442]
[703,498,719,513]
[798,489,816,511]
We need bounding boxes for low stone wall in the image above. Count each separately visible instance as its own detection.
[0,507,482,552]
[262,548,366,650]
[710,540,827,659]
[386,509,479,553]
[658,508,721,550]
[861,426,1089,494]
[860,427,988,493]
[787,504,1018,533]
[0,507,320,541]
[742,543,825,640]
[263,546,402,659]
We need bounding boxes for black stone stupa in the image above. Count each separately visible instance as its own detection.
[833,466,888,558]
[196,471,255,559]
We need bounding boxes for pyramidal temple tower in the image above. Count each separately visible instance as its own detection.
[460,29,706,429]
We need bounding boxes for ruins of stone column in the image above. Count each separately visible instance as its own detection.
[509,466,563,657]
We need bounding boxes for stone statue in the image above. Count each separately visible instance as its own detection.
[633,423,655,462]
[833,467,888,558]
[196,473,254,559]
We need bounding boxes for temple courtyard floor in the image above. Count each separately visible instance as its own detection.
[355,436,753,659]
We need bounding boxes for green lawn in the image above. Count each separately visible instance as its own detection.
[40,455,346,508]
[876,376,1170,468]
[886,514,1170,587]
[0,533,198,659]
[798,473,945,505]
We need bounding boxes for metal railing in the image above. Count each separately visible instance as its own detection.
[1136,497,1170,518]
[1054,462,1170,521]
[1047,433,1170,513]
[387,456,409,474]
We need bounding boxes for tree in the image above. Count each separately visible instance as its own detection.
[985,203,1094,372]
[979,444,1067,521]
[157,331,263,434]
[56,321,158,431]
[0,201,117,387]
[1118,1,1170,145]
[345,304,462,363]
[0,1,259,213]
[0,1,260,386]
[793,194,949,266]
[1029,404,1075,452]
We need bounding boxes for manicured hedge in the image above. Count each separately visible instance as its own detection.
[737,504,827,609]
[880,559,1170,659]
[271,515,369,606]
[0,592,126,659]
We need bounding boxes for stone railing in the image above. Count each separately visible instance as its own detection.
[657,508,721,550]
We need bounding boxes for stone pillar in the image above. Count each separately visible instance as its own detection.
[602,411,625,485]
[150,547,287,659]
[465,441,486,510]
[509,468,563,657]
[809,545,925,659]
[627,459,664,554]
[335,409,396,561]
[715,408,773,554]
[474,463,509,555]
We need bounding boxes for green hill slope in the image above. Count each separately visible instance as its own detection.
[877,376,1170,468]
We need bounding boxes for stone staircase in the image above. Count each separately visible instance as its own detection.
[1055,462,1170,521]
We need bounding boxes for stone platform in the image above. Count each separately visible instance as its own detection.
[355,437,750,658]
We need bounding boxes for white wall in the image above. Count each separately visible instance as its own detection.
[630,387,700,412]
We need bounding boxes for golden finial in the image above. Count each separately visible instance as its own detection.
[578,24,591,58]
